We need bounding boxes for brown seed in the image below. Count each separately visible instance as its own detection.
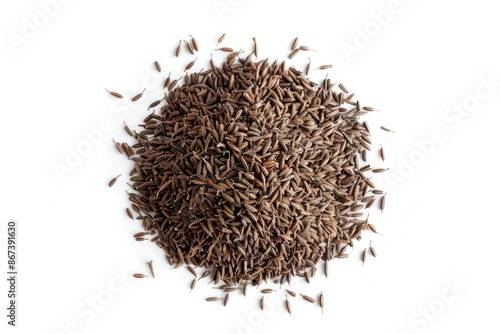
[133,274,147,278]
[184,40,195,55]
[185,58,197,71]
[148,99,162,109]
[190,35,199,52]
[154,61,161,72]
[252,37,258,58]
[215,47,234,52]
[261,289,274,294]
[306,57,311,75]
[369,241,377,257]
[187,266,197,277]
[317,65,332,70]
[147,260,155,278]
[206,297,222,302]
[339,83,348,93]
[286,289,296,297]
[175,40,181,57]
[260,296,265,310]
[299,45,313,51]
[105,88,123,98]
[285,297,292,314]
[190,278,196,292]
[108,174,121,187]
[217,33,226,44]
[380,194,386,212]
[304,271,310,283]
[324,260,329,278]
[223,293,229,307]
[319,292,324,315]
[380,146,385,161]
[113,139,123,154]
[300,294,315,303]
[361,248,367,265]
[288,49,299,59]
[242,284,247,297]
[291,36,299,51]
[372,168,389,173]
[131,89,145,102]
[126,208,133,220]
[381,126,395,133]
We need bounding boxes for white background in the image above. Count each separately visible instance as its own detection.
[1,0,499,333]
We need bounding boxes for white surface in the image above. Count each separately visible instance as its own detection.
[1,0,499,333]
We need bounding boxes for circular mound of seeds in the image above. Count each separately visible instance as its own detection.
[121,50,379,287]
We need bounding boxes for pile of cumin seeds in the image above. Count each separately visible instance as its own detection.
[116,38,383,291]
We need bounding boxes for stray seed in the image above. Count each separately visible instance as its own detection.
[291,36,299,51]
[288,49,299,59]
[190,35,199,51]
[261,288,274,294]
[217,33,226,44]
[381,126,395,133]
[108,174,121,187]
[147,260,155,278]
[184,40,195,55]
[154,61,161,72]
[369,241,377,257]
[306,57,311,75]
[361,248,367,265]
[380,194,385,213]
[319,292,324,315]
[300,294,315,303]
[242,284,247,297]
[286,289,296,297]
[324,260,328,278]
[317,65,332,70]
[339,83,348,93]
[105,88,123,98]
[260,296,265,310]
[304,271,310,283]
[215,47,234,52]
[186,266,197,277]
[252,37,258,58]
[285,297,292,314]
[185,58,197,71]
[372,168,389,173]
[299,45,313,51]
[149,99,162,109]
[380,146,385,161]
[131,89,145,102]
[223,293,229,307]
[175,40,181,57]
[190,278,196,292]
[206,297,222,302]
[126,208,133,219]
[133,274,147,278]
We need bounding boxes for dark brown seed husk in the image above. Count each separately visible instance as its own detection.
[372,168,389,173]
[380,146,385,161]
[381,126,395,133]
[306,57,311,75]
[190,35,199,52]
[206,297,222,302]
[131,89,145,102]
[260,296,265,310]
[369,241,377,257]
[261,289,274,294]
[185,58,197,71]
[252,37,258,58]
[147,260,155,278]
[154,61,161,72]
[299,45,312,51]
[285,298,292,314]
[380,194,386,212]
[184,40,195,55]
[318,64,332,70]
[319,292,324,315]
[215,47,233,52]
[300,294,315,303]
[133,274,147,278]
[288,49,299,59]
[291,36,299,51]
[175,40,181,57]
[108,174,121,187]
[187,266,197,277]
[105,88,123,98]
[286,289,296,297]
[361,248,367,265]
[126,208,133,220]
[223,293,229,306]
[190,278,196,291]
[217,33,226,44]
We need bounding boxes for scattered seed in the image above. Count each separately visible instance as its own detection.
[380,146,385,161]
[126,208,133,220]
[223,293,229,306]
[252,37,258,58]
[260,296,265,310]
[285,297,292,314]
[286,289,296,297]
[319,292,324,315]
[190,35,199,51]
[369,241,377,257]
[131,89,145,102]
[105,88,123,98]
[361,248,367,265]
[317,64,332,70]
[108,174,121,187]
[215,47,234,52]
[185,58,198,71]
[291,36,299,51]
[187,266,197,277]
[154,61,161,72]
[217,33,226,44]
[133,274,147,278]
[306,57,311,75]
[261,289,274,294]
[190,278,196,292]
[300,294,315,303]
[147,260,155,278]
[175,40,181,57]
[381,126,395,133]
[206,297,222,302]
[380,194,386,213]
[288,49,299,59]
